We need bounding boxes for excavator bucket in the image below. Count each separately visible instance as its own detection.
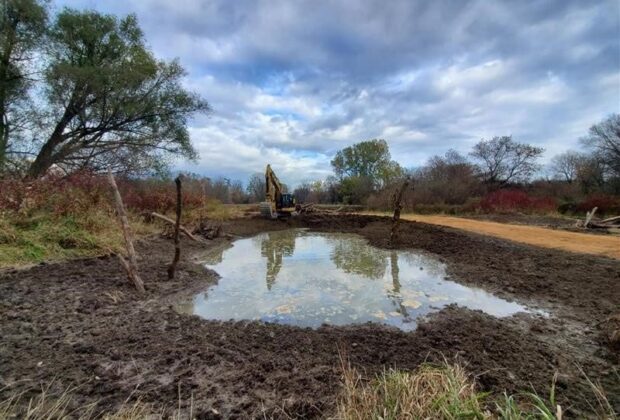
[259,201,277,219]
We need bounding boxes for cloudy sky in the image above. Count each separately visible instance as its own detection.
[56,0,619,186]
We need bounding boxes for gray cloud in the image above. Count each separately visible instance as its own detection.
[57,0,619,185]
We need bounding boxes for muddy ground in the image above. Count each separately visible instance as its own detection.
[1,215,618,418]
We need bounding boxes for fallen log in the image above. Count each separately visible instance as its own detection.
[601,215,620,224]
[151,212,199,242]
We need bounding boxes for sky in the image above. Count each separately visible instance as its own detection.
[55,0,620,186]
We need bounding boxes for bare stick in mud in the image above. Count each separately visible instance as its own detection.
[150,212,199,241]
[107,169,145,294]
[167,176,182,280]
[389,176,412,247]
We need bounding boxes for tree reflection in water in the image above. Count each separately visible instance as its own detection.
[260,231,296,290]
[178,229,532,329]
[329,236,387,279]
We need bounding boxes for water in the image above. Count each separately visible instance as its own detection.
[177,229,531,330]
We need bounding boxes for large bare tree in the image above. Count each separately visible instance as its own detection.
[549,150,584,183]
[470,136,543,185]
[581,114,620,178]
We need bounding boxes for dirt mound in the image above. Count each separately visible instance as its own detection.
[1,215,618,417]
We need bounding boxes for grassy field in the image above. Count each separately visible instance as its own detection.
[0,201,241,269]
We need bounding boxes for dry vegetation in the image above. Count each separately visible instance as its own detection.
[337,358,616,420]
[2,362,616,420]
[0,172,235,268]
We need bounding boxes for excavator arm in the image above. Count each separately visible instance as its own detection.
[260,164,296,218]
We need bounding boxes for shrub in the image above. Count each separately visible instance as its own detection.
[0,171,111,217]
[576,194,620,215]
[478,189,557,214]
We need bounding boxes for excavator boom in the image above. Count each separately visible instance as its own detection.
[260,164,297,218]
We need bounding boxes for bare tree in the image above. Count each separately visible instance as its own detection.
[549,150,584,183]
[470,136,544,185]
[581,114,620,178]
[246,173,265,202]
[415,149,478,204]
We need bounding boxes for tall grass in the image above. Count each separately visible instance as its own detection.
[0,384,189,420]
[337,356,487,420]
[336,355,618,420]
[0,172,235,267]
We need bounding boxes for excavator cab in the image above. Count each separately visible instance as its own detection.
[259,164,299,219]
[279,193,295,209]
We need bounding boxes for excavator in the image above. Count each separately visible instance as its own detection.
[259,164,299,219]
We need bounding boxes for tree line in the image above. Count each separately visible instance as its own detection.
[177,114,619,208]
[293,114,620,209]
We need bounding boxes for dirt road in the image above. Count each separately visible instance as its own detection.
[365,213,620,259]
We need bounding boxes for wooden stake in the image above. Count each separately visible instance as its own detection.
[107,169,145,294]
[167,176,182,280]
[389,176,412,247]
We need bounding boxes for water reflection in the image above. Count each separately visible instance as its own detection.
[329,236,387,279]
[260,231,296,290]
[178,229,533,330]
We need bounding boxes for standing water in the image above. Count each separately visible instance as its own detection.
[177,229,530,330]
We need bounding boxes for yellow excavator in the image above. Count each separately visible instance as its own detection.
[259,164,299,219]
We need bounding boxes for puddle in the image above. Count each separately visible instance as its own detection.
[177,229,533,330]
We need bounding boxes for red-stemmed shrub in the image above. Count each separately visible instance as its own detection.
[478,189,557,214]
[576,194,620,215]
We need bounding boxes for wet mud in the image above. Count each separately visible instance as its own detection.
[1,215,618,418]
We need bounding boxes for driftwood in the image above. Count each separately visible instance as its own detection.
[151,212,199,241]
[167,176,182,280]
[577,207,620,230]
[584,207,598,228]
[197,220,222,240]
[601,215,620,224]
[389,176,412,247]
[107,169,145,294]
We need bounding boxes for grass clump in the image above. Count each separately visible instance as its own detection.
[0,210,157,268]
[338,359,487,419]
[337,359,617,420]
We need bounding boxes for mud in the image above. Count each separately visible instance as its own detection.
[1,215,618,418]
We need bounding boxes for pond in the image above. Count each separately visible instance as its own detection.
[176,229,532,330]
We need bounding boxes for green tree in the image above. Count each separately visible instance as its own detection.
[0,0,48,169]
[27,9,209,177]
[331,139,403,187]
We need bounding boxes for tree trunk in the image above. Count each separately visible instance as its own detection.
[28,94,79,177]
[0,111,7,169]
[167,176,182,280]
[389,176,411,247]
[107,169,145,294]
[0,22,15,170]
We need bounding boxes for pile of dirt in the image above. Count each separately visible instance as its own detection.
[1,215,618,418]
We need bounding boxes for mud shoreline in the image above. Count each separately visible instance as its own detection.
[1,215,618,418]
